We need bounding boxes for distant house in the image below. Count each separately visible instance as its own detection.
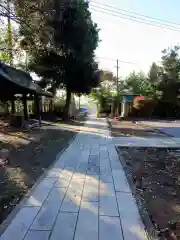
[100,80,116,92]
[120,92,140,118]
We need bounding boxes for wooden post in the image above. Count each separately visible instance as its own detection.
[49,99,53,112]
[79,95,80,109]
[35,95,42,125]
[23,94,28,120]
[11,99,15,114]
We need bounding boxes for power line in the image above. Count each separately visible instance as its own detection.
[91,4,180,31]
[91,7,180,32]
[96,57,164,70]
[91,5,180,32]
[96,56,116,62]
[96,56,138,65]
[91,0,180,28]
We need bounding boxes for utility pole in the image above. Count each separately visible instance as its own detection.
[116,59,119,117]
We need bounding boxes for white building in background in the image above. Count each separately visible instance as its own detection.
[100,80,116,93]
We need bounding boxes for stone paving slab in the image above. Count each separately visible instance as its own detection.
[99,182,119,216]
[116,191,148,239]
[24,230,50,240]
[60,195,81,213]
[112,170,131,192]
[0,207,40,240]
[113,136,180,147]
[49,212,77,240]
[30,187,66,231]
[100,170,113,183]
[0,111,148,240]
[82,175,99,202]
[100,182,115,195]
[99,196,119,217]
[74,201,99,240]
[25,178,57,207]
[46,170,62,178]
[99,216,123,240]
[54,176,72,188]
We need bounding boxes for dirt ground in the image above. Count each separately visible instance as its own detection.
[108,119,180,238]
[108,119,168,137]
[108,119,180,239]
[0,116,85,225]
[119,147,180,239]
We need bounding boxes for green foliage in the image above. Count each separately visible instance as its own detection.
[0,26,13,64]
[17,0,100,119]
[124,46,180,105]
[90,87,112,103]
[19,0,100,93]
[130,99,180,119]
[153,100,180,118]
[14,0,54,49]
[124,71,149,95]
[130,99,157,118]
[52,0,100,94]
[147,62,161,97]
[159,46,180,102]
[0,24,23,65]
[90,87,116,116]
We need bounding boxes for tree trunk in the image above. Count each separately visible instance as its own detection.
[63,88,71,120]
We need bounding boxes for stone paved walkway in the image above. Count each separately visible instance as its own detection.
[138,120,180,138]
[0,114,148,240]
[113,136,180,147]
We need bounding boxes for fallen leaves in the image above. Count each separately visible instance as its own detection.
[0,122,75,225]
[120,146,180,239]
[0,158,9,167]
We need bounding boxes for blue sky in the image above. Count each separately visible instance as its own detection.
[115,0,180,22]
[89,0,180,76]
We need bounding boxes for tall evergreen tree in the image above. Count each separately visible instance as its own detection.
[17,0,100,118]
[159,46,180,102]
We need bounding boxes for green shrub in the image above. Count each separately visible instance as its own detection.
[130,99,157,118]
[130,99,180,119]
[153,100,180,118]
